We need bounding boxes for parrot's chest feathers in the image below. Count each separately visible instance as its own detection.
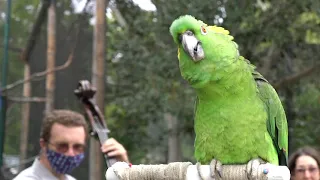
[195,93,266,134]
[194,93,271,164]
[195,99,266,139]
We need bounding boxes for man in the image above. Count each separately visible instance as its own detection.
[14,109,129,180]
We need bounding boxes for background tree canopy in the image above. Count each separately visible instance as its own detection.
[0,0,319,179]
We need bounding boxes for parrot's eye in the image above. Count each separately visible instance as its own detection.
[200,26,207,35]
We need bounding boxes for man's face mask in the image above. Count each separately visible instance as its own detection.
[46,148,85,174]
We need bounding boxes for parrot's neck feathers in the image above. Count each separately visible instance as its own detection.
[195,57,257,101]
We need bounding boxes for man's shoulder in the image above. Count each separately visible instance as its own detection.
[13,168,77,180]
[66,174,77,180]
[12,166,40,180]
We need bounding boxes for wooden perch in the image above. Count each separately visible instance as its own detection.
[106,162,290,180]
[20,0,50,62]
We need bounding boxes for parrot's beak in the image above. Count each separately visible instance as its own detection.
[180,31,205,62]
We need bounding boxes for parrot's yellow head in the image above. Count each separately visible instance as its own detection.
[169,15,240,88]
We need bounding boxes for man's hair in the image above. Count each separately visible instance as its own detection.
[40,109,88,142]
[288,146,320,173]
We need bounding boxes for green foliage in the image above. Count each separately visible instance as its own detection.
[1,0,319,173]
[290,12,320,44]
[0,0,35,156]
[4,104,22,154]
[293,81,320,148]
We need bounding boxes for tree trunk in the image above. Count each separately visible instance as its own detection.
[282,50,295,154]
[19,64,31,171]
[165,113,181,162]
[285,88,295,154]
[19,1,49,170]
[46,0,56,113]
[90,0,107,179]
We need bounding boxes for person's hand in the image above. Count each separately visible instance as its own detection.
[101,138,129,163]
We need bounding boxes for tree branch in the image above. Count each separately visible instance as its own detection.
[0,0,89,93]
[0,44,22,53]
[273,63,320,89]
[20,0,50,62]
[109,2,128,28]
[0,27,80,93]
[8,96,46,103]
[0,53,73,93]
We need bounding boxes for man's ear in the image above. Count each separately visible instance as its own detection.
[39,138,46,148]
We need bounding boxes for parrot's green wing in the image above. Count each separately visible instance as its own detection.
[252,67,288,166]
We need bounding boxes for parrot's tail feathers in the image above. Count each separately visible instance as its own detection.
[279,148,288,166]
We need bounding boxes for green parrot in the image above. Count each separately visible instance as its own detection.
[169,15,288,177]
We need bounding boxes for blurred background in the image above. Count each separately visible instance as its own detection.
[0,0,319,179]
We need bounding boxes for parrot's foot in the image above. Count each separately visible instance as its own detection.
[210,159,223,180]
[246,158,266,180]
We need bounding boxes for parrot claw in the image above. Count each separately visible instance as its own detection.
[246,158,265,180]
[196,162,205,180]
[210,159,223,180]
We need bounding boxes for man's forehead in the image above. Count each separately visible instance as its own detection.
[50,123,86,142]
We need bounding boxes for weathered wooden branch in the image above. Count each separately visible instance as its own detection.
[273,63,320,89]
[0,11,82,94]
[8,96,46,103]
[0,41,76,93]
[109,2,127,28]
[0,44,22,53]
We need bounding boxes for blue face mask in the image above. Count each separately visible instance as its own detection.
[46,148,85,174]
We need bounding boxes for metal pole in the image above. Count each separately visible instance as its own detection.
[0,0,12,166]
